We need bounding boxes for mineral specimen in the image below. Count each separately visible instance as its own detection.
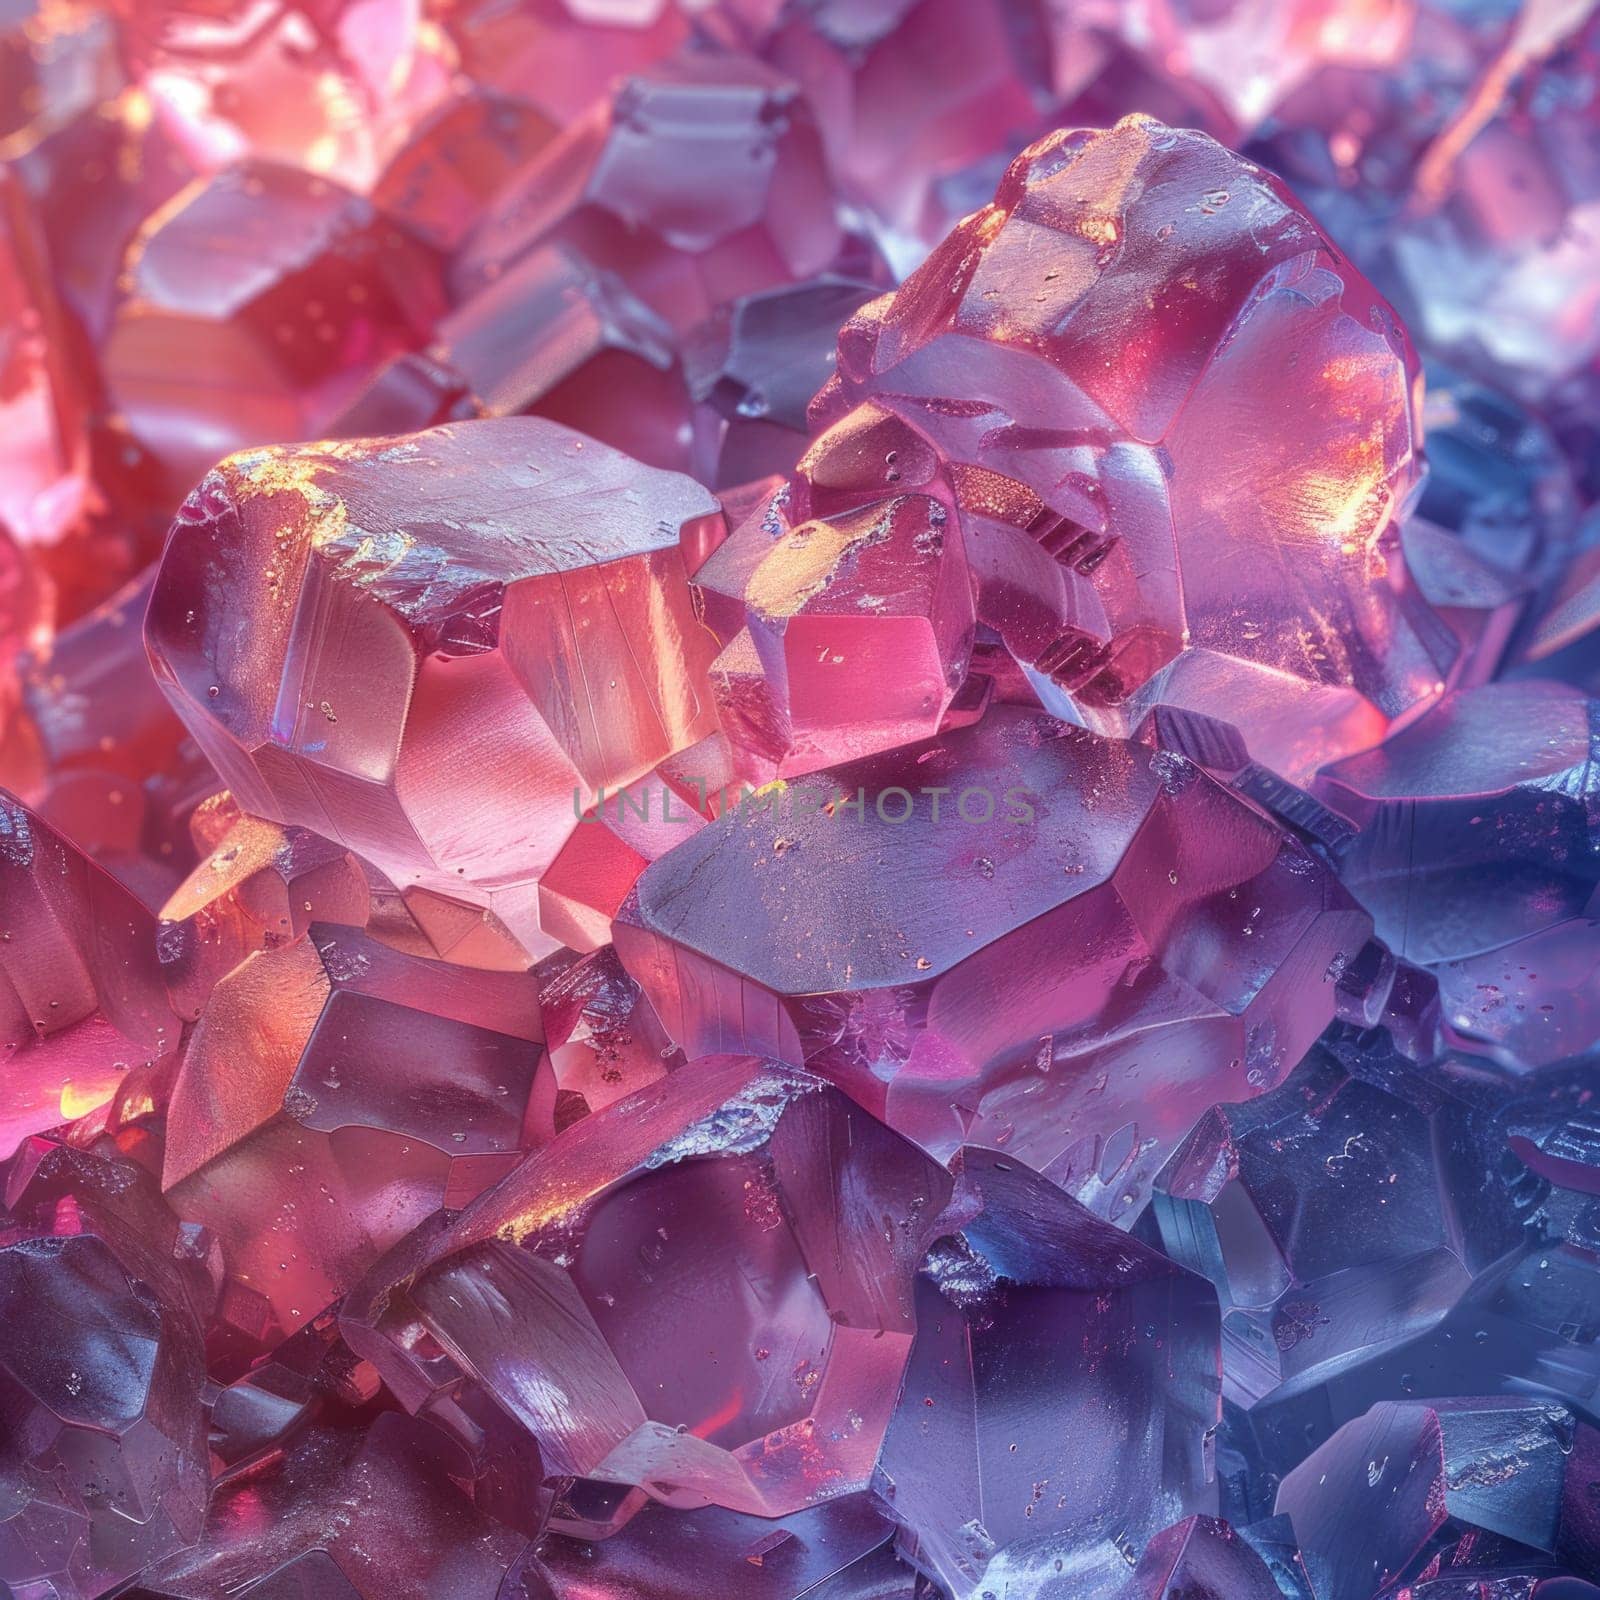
[144,417,723,962]
[0,3,1598,1597]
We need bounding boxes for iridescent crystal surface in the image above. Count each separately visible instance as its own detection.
[2,2,1600,1597]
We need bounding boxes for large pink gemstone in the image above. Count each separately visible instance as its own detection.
[794,115,1452,783]
[615,705,1371,1220]
[343,1056,953,1519]
[144,417,723,961]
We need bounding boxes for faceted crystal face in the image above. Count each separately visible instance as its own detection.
[0,793,180,1157]
[162,924,546,1346]
[0,1148,211,1600]
[695,487,975,778]
[877,1149,1222,1597]
[794,114,1450,784]
[137,1415,531,1600]
[1276,1399,1599,1600]
[1316,679,1600,1070]
[104,160,447,502]
[1152,1047,1481,1408]
[343,1058,954,1519]
[145,417,724,960]
[617,704,1371,1219]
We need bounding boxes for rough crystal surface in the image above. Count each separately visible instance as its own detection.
[145,417,723,961]
[343,1056,953,1519]
[617,705,1371,1219]
[793,114,1451,784]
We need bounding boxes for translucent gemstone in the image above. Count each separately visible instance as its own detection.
[1117,0,1414,136]
[137,1415,530,1599]
[103,160,446,504]
[695,487,975,779]
[18,569,218,906]
[0,164,89,554]
[876,1148,1221,1597]
[114,0,454,190]
[686,274,885,487]
[162,924,547,1346]
[615,706,1371,1221]
[0,1141,211,1600]
[144,417,724,961]
[343,1057,954,1518]
[13,86,197,341]
[1151,1047,1484,1409]
[1276,1399,1598,1599]
[372,87,557,252]
[802,115,1452,783]
[540,765,710,951]
[1316,679,1600,1070]
[537,944,680,1127]
[205,1307,379,1478]
[0,793,180,1158]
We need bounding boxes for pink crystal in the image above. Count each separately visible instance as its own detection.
[344,1057,953,1519]
[104,160,446,503]
[161,924,547,1347]
[145,417,724,961]
[0,793,180,1157]
[615,705,1371,1219]
[795,115,1450,783]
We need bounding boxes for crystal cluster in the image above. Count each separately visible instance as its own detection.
[3,3,1600,1599]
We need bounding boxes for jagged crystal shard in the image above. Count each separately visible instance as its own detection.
[1316,678,1600,1069]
